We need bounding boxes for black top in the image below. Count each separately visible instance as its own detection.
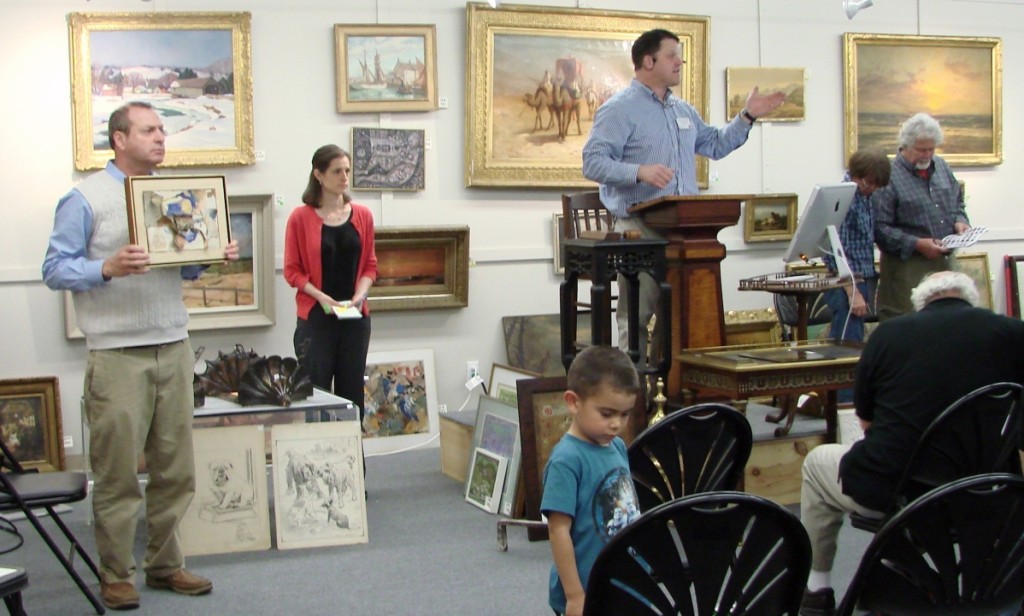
[841,297,1024,510]
[320,221,361,302]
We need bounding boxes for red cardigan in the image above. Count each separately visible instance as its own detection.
[283,203,378,318]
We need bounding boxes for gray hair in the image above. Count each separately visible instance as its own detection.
[911,271,979,311]
[898,113,944,149]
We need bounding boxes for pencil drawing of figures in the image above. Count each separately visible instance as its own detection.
[179,425,271,556]
[272,422,368,550]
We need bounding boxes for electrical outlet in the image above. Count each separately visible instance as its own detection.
[438,97,449,109]
[63,436,73,449]
[438,404,448,414]
[466,360,479,382]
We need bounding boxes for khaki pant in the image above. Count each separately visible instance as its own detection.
[84,340,196,584]
[877,251,954,321]
[800,444,883,572]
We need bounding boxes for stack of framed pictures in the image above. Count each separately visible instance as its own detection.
[464,396,522,516]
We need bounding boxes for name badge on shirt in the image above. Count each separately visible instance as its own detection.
[676,117,692,130]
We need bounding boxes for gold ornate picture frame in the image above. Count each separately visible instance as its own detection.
[68,12,255,170]
[843,33,1002,166]
[0,377,64,472]
[955,251,993,310]
[369,226,470,312]
[464,3,710,188]
[743,193,798,243]
[725,67,805,122]
[334,24,438,113]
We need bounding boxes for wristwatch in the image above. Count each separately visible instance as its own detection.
[741,109,757,123]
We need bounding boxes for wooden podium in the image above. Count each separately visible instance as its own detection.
[628,194,750,397]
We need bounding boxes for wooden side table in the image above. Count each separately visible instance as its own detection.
[560,237,671,427]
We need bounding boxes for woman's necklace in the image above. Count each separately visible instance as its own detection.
[322,204,349,224]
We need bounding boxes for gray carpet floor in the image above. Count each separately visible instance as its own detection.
[2,447,871,615]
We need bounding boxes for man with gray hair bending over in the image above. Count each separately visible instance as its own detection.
[874,113,971,321]
[798,271,1024,616]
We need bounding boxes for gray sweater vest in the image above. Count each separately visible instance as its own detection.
[73,170,189,350]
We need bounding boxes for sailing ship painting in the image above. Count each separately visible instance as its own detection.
[345,35,429,102]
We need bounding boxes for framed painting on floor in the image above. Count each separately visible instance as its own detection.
[467,395,522,517]
[179,425,271,556]
[0,377,64,472]
[271,422,367,550]
[362,349,439,455]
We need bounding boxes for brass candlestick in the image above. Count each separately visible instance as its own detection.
[648,378,668,426]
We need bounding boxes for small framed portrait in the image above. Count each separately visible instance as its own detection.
[743,194,798,243]
[125,175,231,267]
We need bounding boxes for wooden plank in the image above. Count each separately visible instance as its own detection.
[439,414,474,482]
[745,434,825,506]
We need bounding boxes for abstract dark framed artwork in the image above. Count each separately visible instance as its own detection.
[351,127,425,191]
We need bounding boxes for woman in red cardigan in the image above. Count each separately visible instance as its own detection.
[284,145,377,420]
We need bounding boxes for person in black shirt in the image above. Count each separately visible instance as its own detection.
[798,271,1024,616]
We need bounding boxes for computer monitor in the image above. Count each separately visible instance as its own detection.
[781,182,858,275]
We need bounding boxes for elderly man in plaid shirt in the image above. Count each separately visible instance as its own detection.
[873,113,971,320]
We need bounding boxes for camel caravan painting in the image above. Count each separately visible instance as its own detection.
[465,4,709,187]
[491,34,636,164]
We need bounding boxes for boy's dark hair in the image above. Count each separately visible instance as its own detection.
[848,149,891,187]
[566,346,640,400]
[631,29,679,70]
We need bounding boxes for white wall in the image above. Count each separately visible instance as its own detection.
[3,0,1023,456]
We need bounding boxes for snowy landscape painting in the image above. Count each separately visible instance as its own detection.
[68,12,254,170]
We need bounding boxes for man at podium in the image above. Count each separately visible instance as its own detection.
[582,28,784,360]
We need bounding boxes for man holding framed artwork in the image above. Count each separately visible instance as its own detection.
[42,101,238,611]
[582,28,784,362]
[873,112,970,321]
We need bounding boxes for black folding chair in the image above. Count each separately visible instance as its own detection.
[839,473,1024,616]
[0,567,27,616]
[850,381,1024,533]
[0,438,105,614]
[583,491,811,616]
[628,403,752,513]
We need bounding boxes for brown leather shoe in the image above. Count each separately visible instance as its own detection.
[145,569,212,596]
[100,581,140,610]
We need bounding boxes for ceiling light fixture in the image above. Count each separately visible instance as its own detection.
[843,0,874,19]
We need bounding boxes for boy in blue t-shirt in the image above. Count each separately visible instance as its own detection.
[541,346,642,616]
